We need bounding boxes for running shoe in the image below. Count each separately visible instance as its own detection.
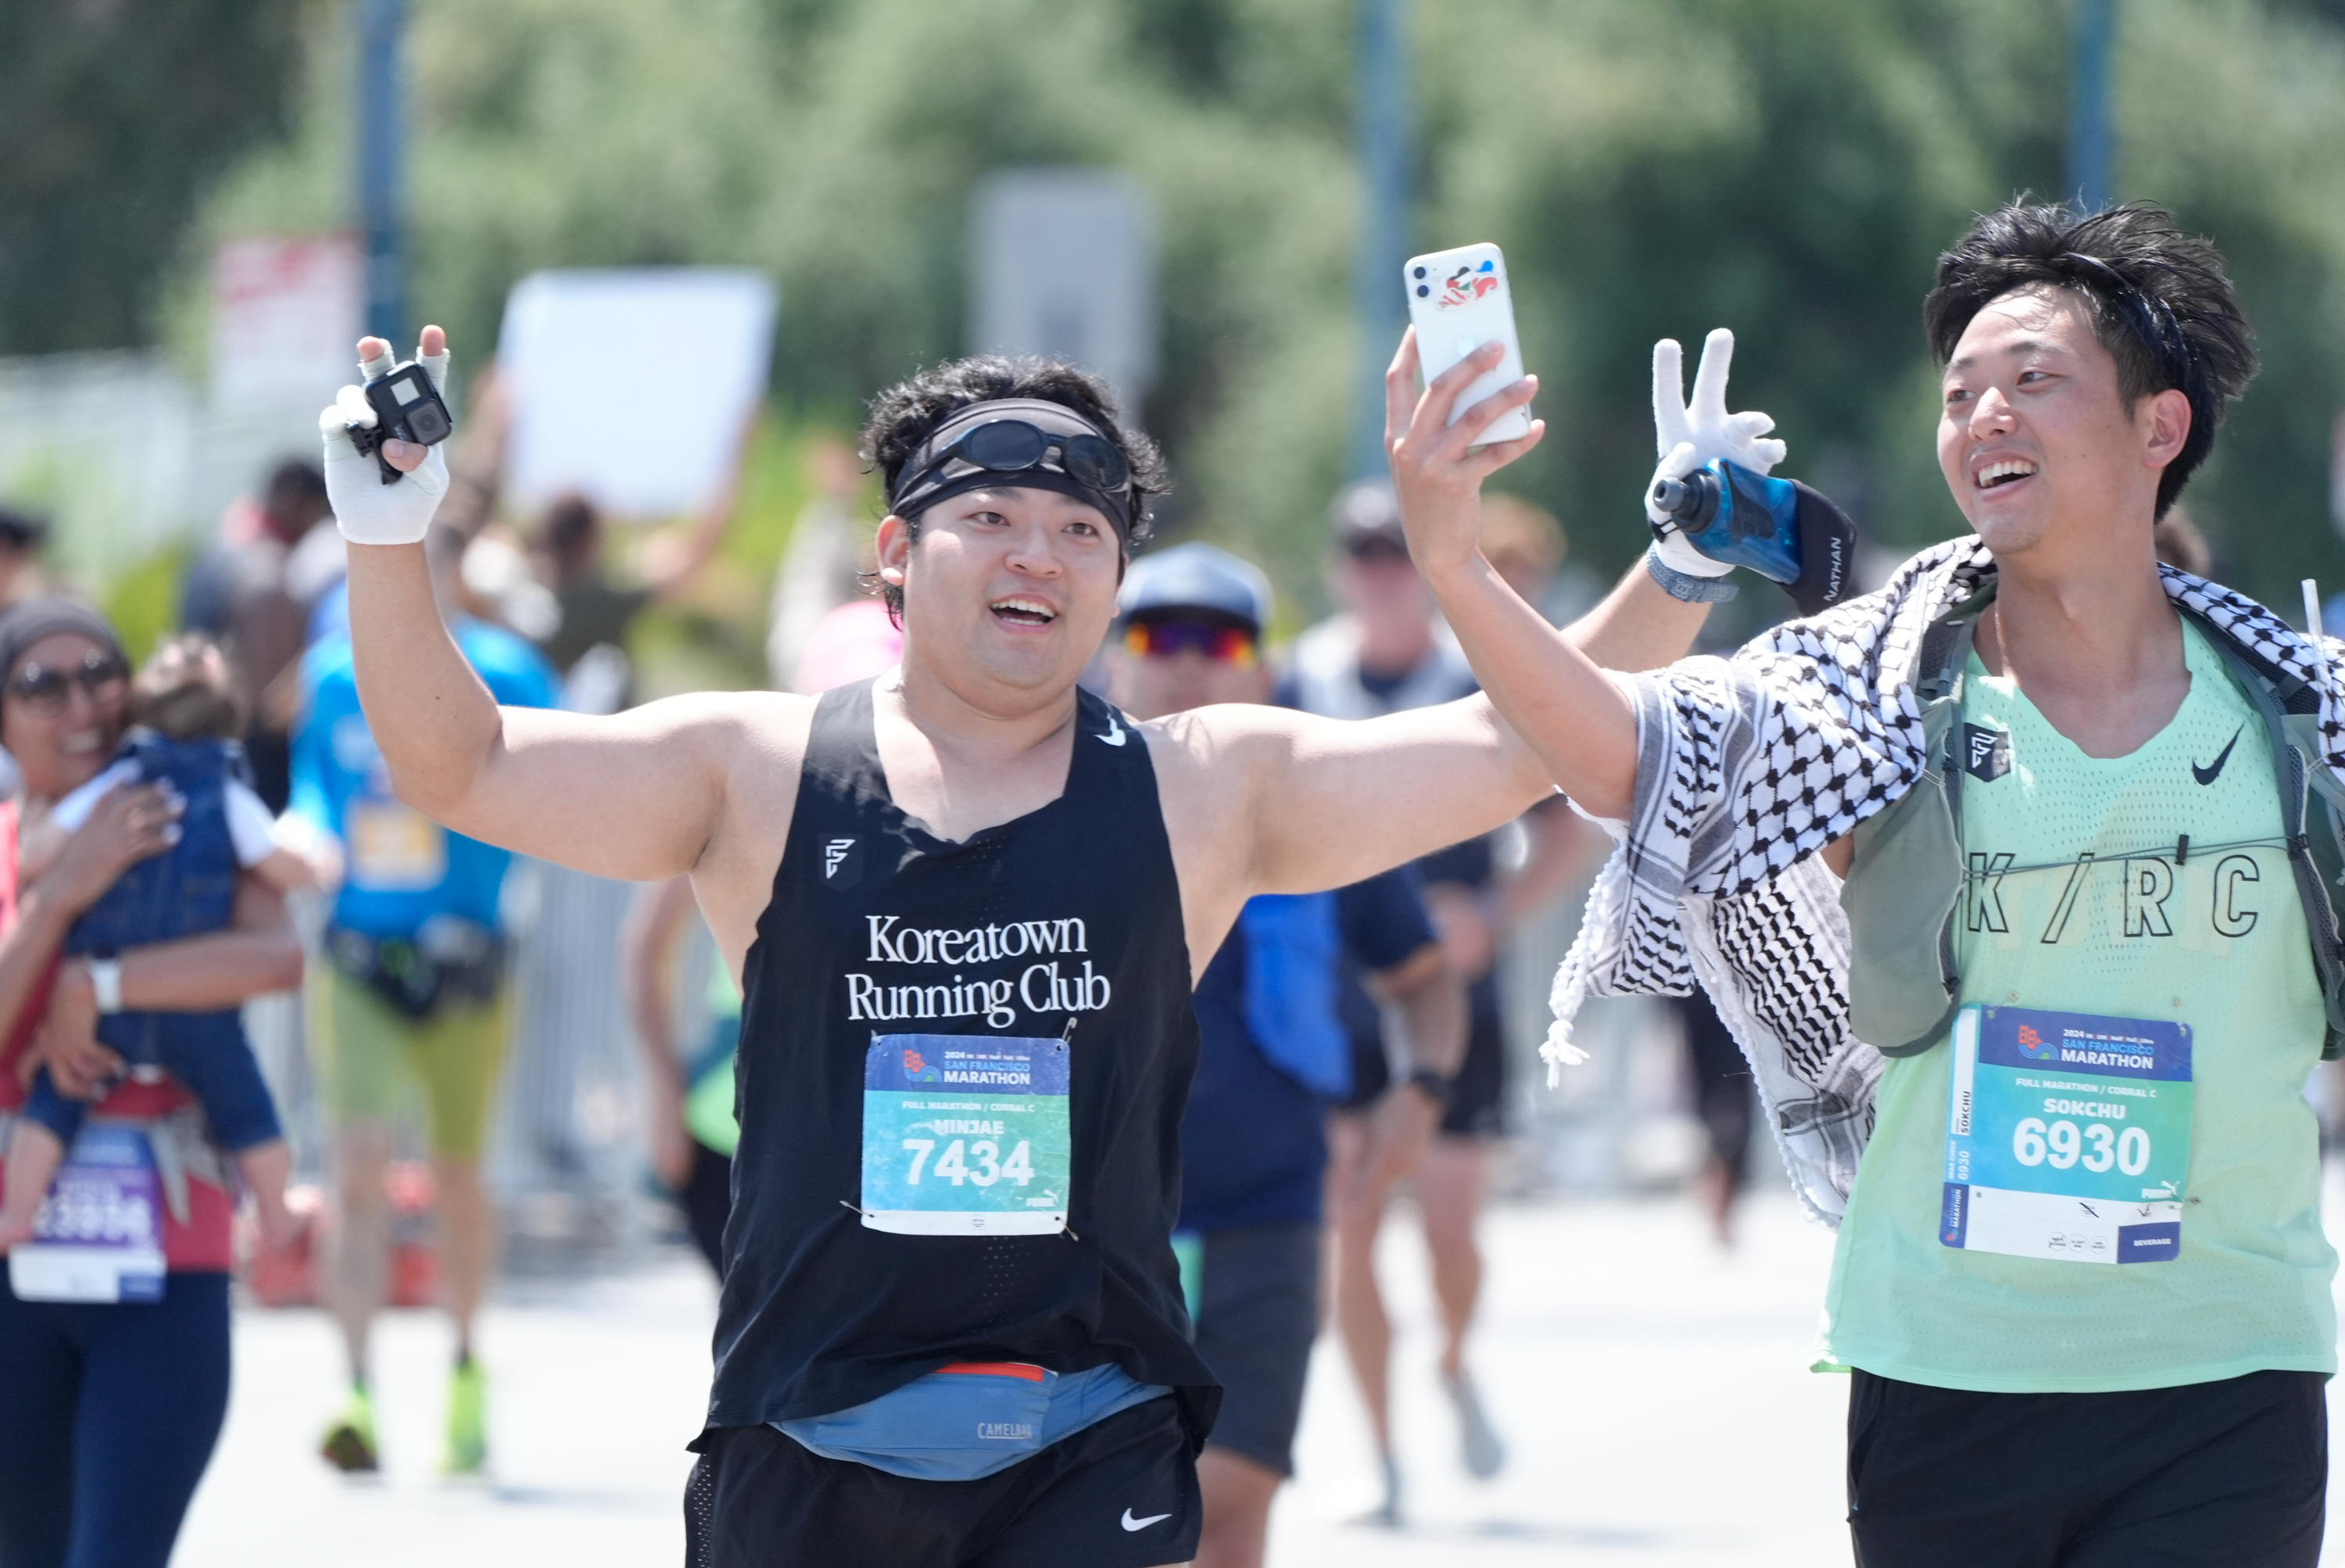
[1445,1366,1507,1479]
[1352,1452,1404,1528]
[444,1358,488,1476]
[320,1384,380,1473]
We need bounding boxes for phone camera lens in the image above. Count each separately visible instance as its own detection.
[1416,285,1430,297]
[1412,266,1426,279]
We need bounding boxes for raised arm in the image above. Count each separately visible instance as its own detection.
[328,330,798,890]
[1153,690,1553,926]
[1381,334,1646,819]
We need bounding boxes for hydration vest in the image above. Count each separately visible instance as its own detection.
[1842,582,2345,1061]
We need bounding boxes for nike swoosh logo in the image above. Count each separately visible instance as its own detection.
[1121,1509,1171,1531]
[2192,726,2243,786]
[1099,713,1127,747]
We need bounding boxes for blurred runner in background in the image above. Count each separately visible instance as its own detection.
[1109,542,1464,1568]
[627,590,902,1273]
[1672,989,1755,1248]
[180,459,335,811]
[1281,480,1583,1520]
[292,523,557,1477]
[766,437,875,691]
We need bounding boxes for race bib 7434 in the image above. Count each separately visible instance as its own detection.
[859,1033,1069,1237]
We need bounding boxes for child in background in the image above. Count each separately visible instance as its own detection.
[0,635,319,1249]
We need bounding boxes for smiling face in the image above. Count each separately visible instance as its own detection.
[876,485,1124,712]
[1937,286,2192,567]
[1,631,128,801]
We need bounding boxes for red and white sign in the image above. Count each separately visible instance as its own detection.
[210,237,364,405]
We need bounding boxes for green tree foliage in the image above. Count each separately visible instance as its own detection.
[0,0,303,353]
[198,0,2345,615]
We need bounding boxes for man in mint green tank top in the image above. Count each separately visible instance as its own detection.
[1387,199,2338,1566]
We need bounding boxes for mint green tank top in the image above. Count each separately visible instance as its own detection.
[1818,621,2337,1392]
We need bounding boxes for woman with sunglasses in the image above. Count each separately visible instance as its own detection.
[0,599,306,1568]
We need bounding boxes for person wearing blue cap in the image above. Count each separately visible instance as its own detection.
[1110,543,1464,1568]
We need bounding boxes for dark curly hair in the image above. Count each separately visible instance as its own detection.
[1923,201,2257,519]
[857,355,1168,621]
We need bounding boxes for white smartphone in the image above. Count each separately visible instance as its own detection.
[1402,242,1533,446]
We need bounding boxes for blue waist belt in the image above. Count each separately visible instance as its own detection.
[775,1361,1169,1480]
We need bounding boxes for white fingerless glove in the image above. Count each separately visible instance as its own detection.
[322,340,453,546]
[1644,328,1788,590]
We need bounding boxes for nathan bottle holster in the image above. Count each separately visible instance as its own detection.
[1648,459,1859,616]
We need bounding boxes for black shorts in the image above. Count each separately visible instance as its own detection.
[686,1395,1200,1568]
[1847,1367,2327,1567]
[1190,1222,1319,1476]
[1341,992,1509,1139]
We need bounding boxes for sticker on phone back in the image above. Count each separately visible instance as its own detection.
[859,1033,1069,1236]
[1940,1005,2191,1265]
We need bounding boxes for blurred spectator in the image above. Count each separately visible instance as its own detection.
[765,439,872,691]
[0,507,53,607]
[1479,492,1602,627]
[179,459,335,811]
[446,363,749,705]
[1282,479,1588,1520]
[295,524,558,1477]
[0,597,305,1568]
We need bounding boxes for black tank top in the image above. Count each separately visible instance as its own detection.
[702,678,1219,1446]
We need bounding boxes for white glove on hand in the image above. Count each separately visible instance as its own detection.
[1645,328,1788,579]
[321,339,452,546]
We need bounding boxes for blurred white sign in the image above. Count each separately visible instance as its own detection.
[970,170,1158,406]
[499,269,778,517]
[210,237,363,406]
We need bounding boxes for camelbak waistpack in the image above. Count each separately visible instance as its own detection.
[1842,583,2345,1061]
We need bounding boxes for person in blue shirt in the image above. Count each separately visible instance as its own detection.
[1109,544,1465,1568]
[291,524,557,1477]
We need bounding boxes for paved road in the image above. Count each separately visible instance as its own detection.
[173,1183,2345,1566]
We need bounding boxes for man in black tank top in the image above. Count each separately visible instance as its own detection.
[325,320,1712,1566]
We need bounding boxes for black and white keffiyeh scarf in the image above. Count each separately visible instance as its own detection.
[1547,535,2345,1224]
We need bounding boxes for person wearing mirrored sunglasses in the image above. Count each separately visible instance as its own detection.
[1110,542,1465,1568]
[0,598,306,1568]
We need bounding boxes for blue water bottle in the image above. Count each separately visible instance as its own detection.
[1649,460,1857,616]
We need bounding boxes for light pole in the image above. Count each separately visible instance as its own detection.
[357,0,407,344]
[2068,0,2115,213]
[1348,0,1412,481]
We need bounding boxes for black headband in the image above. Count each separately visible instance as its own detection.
[2057,251,2214,439]
[886,399,1137,539]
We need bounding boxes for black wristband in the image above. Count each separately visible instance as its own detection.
[1403,1068,1454,1110]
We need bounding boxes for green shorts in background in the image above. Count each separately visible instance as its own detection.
[310,968,510,1160]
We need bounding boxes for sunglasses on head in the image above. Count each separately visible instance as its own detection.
[919,419,1133,497]
[1343,533,1412,564]
[9,651,127,712]
[1123,617,1258,668]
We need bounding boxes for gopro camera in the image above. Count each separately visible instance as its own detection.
[345,360,454,485]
